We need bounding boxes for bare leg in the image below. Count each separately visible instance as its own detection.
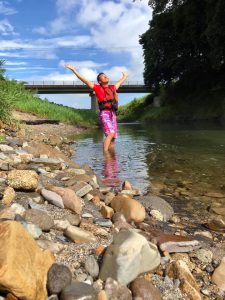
[109,138,115,153]
[103,132,115,152]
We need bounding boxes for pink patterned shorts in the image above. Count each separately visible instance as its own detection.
[99,110,118,139]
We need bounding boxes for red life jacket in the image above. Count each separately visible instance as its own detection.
[98,86,118,111]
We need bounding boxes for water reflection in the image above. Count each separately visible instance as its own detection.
[103,150,121,188]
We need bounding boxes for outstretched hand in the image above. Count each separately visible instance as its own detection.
[122,71,128,78]
[65,64,75,71]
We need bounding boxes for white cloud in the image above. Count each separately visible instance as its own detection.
[0,1,17,15]
[0,19,16,35]
[59,59,107,69]
[5,61,27,65]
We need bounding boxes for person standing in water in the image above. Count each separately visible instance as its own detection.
[65,64,128,152]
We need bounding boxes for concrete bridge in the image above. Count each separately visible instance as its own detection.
[24,81,150,110]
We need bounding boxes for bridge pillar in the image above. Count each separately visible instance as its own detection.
[90,92,98,111]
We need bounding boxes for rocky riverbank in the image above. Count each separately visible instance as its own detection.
[0,116,224,300]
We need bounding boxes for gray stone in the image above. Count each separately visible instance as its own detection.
[104,277,132,300]
[10,203,26,216]
[22,222,42,239]
[192,249,213,264]
[138,195,174,221]
[31,157,63,169]
[65,225,96,244]
[60,282,98,300]
[73,182,93,197]
[24,208,54,231]
[66,214,81,226]
[84,256,99,278]
[99,229,160,285]
[47,263,72,295]
[41,188,64,208]
[37,240,65,254]
[54,220,70,231]
[28,199,45,210]
[94,218,112,228]
[0,144,14,152]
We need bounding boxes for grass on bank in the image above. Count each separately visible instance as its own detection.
[118,85,225,123]
[0,79,98,126]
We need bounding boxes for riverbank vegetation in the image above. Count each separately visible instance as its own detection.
[138,0,225,122]
[0,60,97,126]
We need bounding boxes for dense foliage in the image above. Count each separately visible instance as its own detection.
[140,0,225,92]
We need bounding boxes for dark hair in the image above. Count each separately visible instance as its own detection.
[97,72,104,83]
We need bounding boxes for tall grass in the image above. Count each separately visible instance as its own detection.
[0,78,97,126]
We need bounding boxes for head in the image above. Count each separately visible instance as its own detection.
[97,72,109,85]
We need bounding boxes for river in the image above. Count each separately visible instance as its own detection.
[72,123,225,202]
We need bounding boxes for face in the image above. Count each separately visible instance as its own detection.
[99,73,109,84]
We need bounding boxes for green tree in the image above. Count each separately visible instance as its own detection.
[140,0,225,92]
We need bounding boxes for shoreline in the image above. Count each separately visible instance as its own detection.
[0,115,224,299]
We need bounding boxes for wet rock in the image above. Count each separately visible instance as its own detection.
[130,277,162,300]
[24,208,54,231]
[47,186,82,214]
[7,170,39,191]
[104,277,132,300]
[65,225,96,244]
[209,202,225,216]
[212,256,225,292]
[0,221,54,300]
[47,263,72,295]
[99,229,160,285]
[138,195,174,221]
[41,188,64,208]
[84,256,99,278]
[2,187,16,206]
[207,215,225,231]
[60,282,98,300]
[205,192,225,198]
[110,195,145,223]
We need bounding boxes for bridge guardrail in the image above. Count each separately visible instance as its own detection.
[23,80,145,86]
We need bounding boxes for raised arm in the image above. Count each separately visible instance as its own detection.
[65,64,94,89]
[115,71,129,90]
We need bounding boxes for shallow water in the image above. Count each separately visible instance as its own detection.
[72,123,225,199]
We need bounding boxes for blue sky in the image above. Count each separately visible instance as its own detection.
[0,0,152,108]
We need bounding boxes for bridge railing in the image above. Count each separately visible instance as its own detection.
[23,80,145,86]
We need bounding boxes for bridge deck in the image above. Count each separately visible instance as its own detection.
[24,81,150,94]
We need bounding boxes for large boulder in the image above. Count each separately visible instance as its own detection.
[110,195,145,223]
[7,170,39,191]
[47,186,82,214]
[99,229,160,285]
[0,221,54,300]
[138,195,174,221]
